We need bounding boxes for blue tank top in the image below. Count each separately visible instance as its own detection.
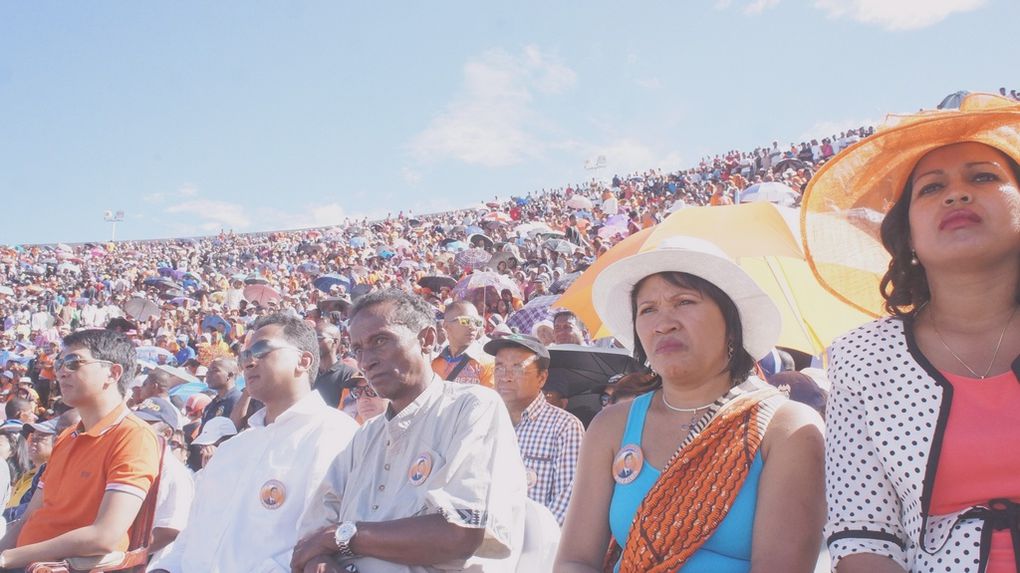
[608,392,764,573]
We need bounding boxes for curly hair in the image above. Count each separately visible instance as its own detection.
[879,150,1020,316]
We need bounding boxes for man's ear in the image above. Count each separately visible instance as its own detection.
[107,363,124,388]
[295,350,314,375]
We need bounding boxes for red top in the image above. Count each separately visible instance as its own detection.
[932,370,1020,573]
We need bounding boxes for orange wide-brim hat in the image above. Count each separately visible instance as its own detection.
[801,93,1020,317]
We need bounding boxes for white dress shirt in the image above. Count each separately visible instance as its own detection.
[149,391,359,573]
[303,376,527,572]
[149,449,195,565]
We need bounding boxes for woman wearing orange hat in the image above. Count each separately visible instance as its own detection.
[803,93,1020,573]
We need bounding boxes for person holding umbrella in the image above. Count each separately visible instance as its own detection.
[555,236,824,573]
[803,94,1020,572]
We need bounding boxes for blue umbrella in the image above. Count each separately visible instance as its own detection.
[168,381,210,404]
[465,225,485,235]
[201,315,232,335]
[136,346,177,366]
[298,262,320,274]
[314,274,351,293]
[350,236,368,248]
[445,240,468,252]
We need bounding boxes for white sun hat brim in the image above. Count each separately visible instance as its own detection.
[591,236,781,360]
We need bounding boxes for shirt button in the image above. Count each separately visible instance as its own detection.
[372,504,379,510]
[384,464,390,470]
[378,485,385,491]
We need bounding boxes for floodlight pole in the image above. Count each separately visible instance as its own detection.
[104,210,125,241]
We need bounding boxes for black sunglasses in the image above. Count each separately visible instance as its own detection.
[350,385,379,400]
[55,354,114,372]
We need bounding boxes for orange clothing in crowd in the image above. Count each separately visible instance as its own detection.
[431,344,495,389]
[17,404,160,552]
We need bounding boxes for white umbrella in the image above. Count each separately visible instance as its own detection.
[566,195,594,210]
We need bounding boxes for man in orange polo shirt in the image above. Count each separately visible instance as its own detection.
[0,329,160,569]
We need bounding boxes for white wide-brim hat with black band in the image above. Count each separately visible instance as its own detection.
[591,236,782,360]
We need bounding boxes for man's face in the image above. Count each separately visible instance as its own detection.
[442,308,482,349]
[553,315,583,345]
[56,345,118,407]
[494,347,546,409]
[205,361,234,390]
[349,302,429,406]
[241,325,309,405]
[315,325,338,361]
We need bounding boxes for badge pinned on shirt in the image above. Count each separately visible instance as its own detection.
[526,467,538,488]
[612,444,643,485]
[259,479,287,509]
[408,452,433,486]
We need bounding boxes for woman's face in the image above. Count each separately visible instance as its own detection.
[908,142,1020,270]
[634,274,729,382]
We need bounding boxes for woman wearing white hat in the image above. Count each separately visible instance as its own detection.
[804,93,1020,572]
[555,236,824,573]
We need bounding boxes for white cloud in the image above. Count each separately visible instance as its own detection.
[408,46,576,168]
[713,0,734,9]
[636,77,662,90]
[813,0,987,30]
[165,199,252,232]
[178,184,198,197]
[743,0,779,15]
[401,166,423,185]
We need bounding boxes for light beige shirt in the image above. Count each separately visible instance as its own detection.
[305,376,527,572]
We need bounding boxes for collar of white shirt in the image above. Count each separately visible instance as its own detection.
[384,374,443,441]
[247,390,329,428]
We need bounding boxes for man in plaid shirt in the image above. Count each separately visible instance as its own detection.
[485,334,584,525]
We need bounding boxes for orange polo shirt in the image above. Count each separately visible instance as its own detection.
[17,403,160,552]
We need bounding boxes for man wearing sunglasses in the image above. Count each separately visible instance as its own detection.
[292,289,526,573]
[430,301,495,389]
[149,313,359,573]
[0,329,160,570]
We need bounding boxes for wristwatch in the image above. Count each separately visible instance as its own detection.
[333,521,358,558]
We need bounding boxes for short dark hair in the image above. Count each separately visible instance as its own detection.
[63,329,137,396]
[250,313,320,384]
[5,398,32,420]
[879,151,1020,316]
[629,272,755,385]
[349,289,434,334]
[552,310,579,324]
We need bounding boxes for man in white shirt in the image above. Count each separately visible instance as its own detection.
[291,289,526,573]
[149,313,359,573]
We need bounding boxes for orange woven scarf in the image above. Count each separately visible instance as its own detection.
[612,393,771,573]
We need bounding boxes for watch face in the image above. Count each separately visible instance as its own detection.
[336,522,357,544]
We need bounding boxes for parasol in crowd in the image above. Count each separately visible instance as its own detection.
[547,344,640,397]
[244,273,270,285]
[123,296,161,322]
[243,284,281,305]
[454,248,492,268]
[314,274,351,294]
[505,294,560,336]
[566,195,595,210]
[201,315,232,335]
[418,275,457,292]
[452,271,523,306]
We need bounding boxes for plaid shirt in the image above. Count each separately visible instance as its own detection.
[514,393,585,524]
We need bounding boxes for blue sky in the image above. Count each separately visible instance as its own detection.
[1,0,1014,245]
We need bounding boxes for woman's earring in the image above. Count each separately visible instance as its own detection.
[910,250,919,266]
[727,341,735,360]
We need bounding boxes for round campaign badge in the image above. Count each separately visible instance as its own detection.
[259,479,287,510]
[408,452,434,486]
[526,467,538,488]
[612,444,644,485]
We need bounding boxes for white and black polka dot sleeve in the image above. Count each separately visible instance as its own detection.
[825,326,910,570]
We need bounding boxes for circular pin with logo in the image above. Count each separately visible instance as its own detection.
[612,444,644,485]
[408,452,433,486]
[526,467,538,488]
[259,479,287,509]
